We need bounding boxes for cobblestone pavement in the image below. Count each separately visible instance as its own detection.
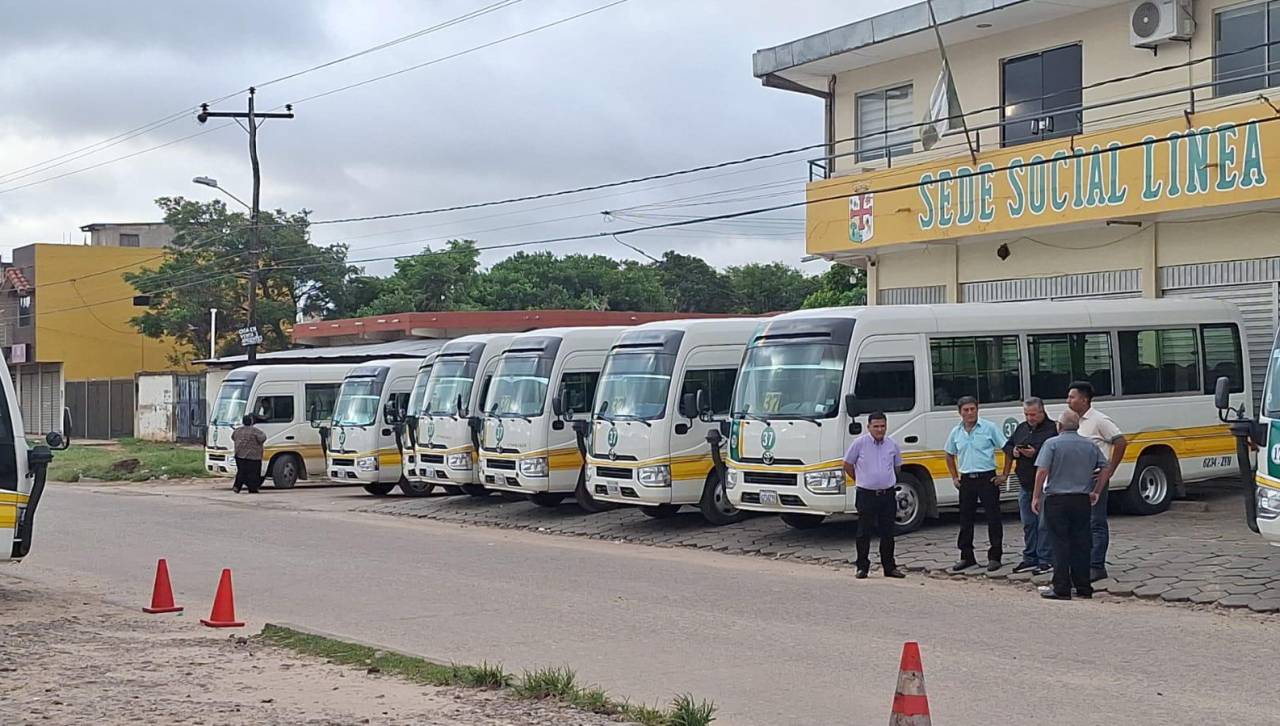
[362,480,1280,613]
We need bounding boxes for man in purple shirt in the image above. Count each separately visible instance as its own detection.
[842,411,905,579]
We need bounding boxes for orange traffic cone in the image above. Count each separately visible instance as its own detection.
[142,558,183,614]
[200,568,245,628]
[890,641,931,725]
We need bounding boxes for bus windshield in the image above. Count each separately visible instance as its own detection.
[1265,346,1280,418]
[733,343,847,419]
[423,357,477,416]
[211,381,252,425]
[407,367,432,417]
[332,378,383,426]
[595,350,676,420]
[486,355,552,417]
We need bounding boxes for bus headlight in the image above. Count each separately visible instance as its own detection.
[446,453,473,471]
[356,456,379,472]
[520,457,548,478]
[637,464,671,487]
[804,468,844,495]
[1258,486,1280,520]
[724,468,739,490]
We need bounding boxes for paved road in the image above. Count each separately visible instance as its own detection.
[14,484,1279,725]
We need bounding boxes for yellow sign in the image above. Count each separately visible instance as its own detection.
[807,101,1280,254]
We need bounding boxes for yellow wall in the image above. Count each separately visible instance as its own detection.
[34,244,189,379]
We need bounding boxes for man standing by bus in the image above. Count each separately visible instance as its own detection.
[842,412,905,579]
[1031,409,1109,600]
[1002,398,1057,575]
[945,396,1008,573]
[1067,381,1126,583]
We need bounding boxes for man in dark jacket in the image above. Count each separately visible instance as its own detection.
[1002,398,1057,574]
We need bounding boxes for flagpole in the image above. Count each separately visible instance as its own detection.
[926,0,979,164]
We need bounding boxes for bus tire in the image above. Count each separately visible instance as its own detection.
[399,477,435,497]
[270,454,300,489]
[1122,452,1176,515]
[780,513,826,529]
[641,504,681,518]
[363,482,396,496]
[892,473,927,535]
[462,484,490,498]
[699,472,745,526]
[444,485,464,495]
[530,492,565,508]
[575,472,617,513]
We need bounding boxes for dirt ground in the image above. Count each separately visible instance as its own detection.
[0,574,625,725]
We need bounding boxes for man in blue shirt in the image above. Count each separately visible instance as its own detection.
[944,396,1007,572]
[842,412,905,580]
[1032,410,1109,600]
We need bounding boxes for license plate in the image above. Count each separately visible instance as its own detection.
[606,482,621,497]
[759,489,780,505]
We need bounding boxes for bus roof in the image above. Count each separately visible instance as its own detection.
[343,357,423,379]
[502,326,623,354]
[223,363,355,382]
[626,317,765,335]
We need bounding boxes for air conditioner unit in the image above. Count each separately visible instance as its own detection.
[1129,0,1195,49]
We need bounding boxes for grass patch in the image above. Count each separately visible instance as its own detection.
[47,437,212,482]
[261,624,718,724]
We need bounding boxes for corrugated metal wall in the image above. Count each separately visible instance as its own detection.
[961,269,1142,302]
[878,285,946,305]
[15,363,62,435]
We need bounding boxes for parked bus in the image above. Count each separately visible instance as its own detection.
[206,364,352,488]
[725,300,1250,532]
[325,358,421,495]
[479,327,620,511]
[2,351,62,563]
[416,334,516,496]
[397,353,453,496]
[1246,326,1280,545]
[586,318,761,524]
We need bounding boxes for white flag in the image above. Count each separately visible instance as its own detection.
[920,61,959,151]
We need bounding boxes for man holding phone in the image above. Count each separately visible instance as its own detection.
[1002,398,1057,574]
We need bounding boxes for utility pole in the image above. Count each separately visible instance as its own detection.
[197,88,294,363]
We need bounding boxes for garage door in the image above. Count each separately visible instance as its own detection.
[1163,283,1277,409]
[961,269,1142,302]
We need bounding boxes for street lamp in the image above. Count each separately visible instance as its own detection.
[191,176,250,211]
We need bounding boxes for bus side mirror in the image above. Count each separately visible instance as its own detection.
[1214,376,1232,412]
[679,393,696,420]
[383,400,401,426]
[552,394,565,418]
[455,394,466,418]
[696,389,714,422]
[844,393,857,414]
[45,430,66,450]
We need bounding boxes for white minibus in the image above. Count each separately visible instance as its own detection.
[205,364,352,487]
[586,318,761,524]
[2,350,62,563]
[479,327,620,511]
[726,300,1250,532]
[325,358,421,495]
[1247,326,1280,545]
[416,334,515,496]
[397,353,452,496]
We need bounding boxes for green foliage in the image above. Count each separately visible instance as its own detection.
[513,666,581,700]
[455,661,513,689]
[47,438,212,482]
[125,197,360,360]
[724,262,820,314]
[801,264,867,309]
[669,694,718,726]
[358,240,482,315]
[654,251,734,313]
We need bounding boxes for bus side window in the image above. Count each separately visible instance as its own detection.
[1201,324,1243,395]
[305,383,341,421]
[560,372,600,415]
[680,368,736,417]
[254,396,295,423]
[852,360,916,414]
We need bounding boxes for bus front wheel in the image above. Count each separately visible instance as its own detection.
[1121,453,1175,515]
[399,477,435,497]
[271,454,300,489]
[780,513,826,529]
[699,473,746,526]
[363,482,396,496]
[892,474,927,534]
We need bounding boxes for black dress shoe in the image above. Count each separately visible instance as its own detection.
[986,560,1002,572]
[1032,565,1053,576]
[951,559,977,572]
[1090,568,1109,583]
[1012,561,1036,574]
[884,568,906,579]
[1040,590,1072,601]
[855,569,868,579]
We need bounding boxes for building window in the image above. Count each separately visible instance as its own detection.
[252,395,295,424]
[559,371,600,416]
[304,382,341,422]
[1214,2,1280,96]
[1028,333,1113,399]
[930,336,1021,407]
[119,233,140,247]
[680,368,737,417]
[1119,328,1200,396]
[851,360,916,414]
[1001,44,1082,147]
[856,84,914,163]
[1201,324,1244,394]
[17,295,32,328]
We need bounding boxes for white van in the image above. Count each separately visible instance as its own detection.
[416,334,516,496]
[726,300,1250,532]
[325,358,422,495]
[479,327,620,510]
[586,318,761,524]
[398,353,455,496]
[2,352,63,563]
[205,364,352,487]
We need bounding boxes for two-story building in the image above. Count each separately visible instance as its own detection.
[756,0,1280,404]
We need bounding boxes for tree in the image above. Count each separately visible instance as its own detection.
[473,252,670,311]
[801,263,867,309]
[653,251,734,312]
[126,196,358,360]
[724,262,819,314]
[358,240,482,314]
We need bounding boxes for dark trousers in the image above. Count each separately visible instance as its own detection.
[1045,494,1093,597]
[1091,487,1109,571]
[233,457,262,493]
[957,473,1002,562]
[854,487,897,571]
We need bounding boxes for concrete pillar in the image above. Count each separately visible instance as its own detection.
[942,244,960,303]
[1142,223,1160,299]
[866,258,879,306]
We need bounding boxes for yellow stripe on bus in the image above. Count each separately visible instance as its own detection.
[0,490,29,504]
[0,504,16,529]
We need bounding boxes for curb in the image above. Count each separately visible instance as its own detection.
[263,622,454,668]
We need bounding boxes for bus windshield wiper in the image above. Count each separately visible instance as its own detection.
[491,411,533,423]
[608,413,652,428]
[733,407,771,425]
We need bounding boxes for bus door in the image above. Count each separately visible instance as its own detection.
[251,382,299,458]
[844,335,926,511]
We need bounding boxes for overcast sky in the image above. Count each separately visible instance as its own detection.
[0,0,913,275]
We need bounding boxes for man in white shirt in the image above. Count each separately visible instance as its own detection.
[1067,381,1127,583]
